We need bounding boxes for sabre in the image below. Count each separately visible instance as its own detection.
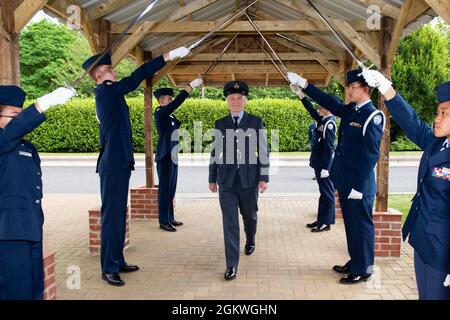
[257,41,289,83]
[202,33,240,78]
[305,0,366,69]
[70,0,161,88]
[245,13,289,74]
[187,0,259,51]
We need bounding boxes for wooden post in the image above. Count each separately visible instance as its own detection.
[375,16,394,212]
[144,51,155,188]
[97,19,111,53]
[0,0,21,85]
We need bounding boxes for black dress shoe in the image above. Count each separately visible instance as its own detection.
[102,272,125,286]
[311,224,331,232]
[332,264,351,274]
[244,244,255,256]
[120,263,140,273]
[170,220,183,227]
[160,223,177,232]
[224,267,237,281]
[339,273,371,285]
[306,221,318,229]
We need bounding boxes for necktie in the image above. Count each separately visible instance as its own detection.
[441,141,449,152]
[233,116,239,129]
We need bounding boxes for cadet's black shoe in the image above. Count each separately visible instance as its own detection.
[244,244,255,256]
[224,267,237,281]
[306,221,318,229]
[120,263,140,273]
[160,223,177,232]
[311,224,331,233]
[102,272,125,286]
[339,273,371,285]
[170,220,184,227]
[332,264,351,274]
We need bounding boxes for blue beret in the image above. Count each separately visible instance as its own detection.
[82,53,112,71]
[346,68,366,86]
[0,85,26,108]
[224,80,249,97]
[154,88,174,100]
[436,81,450,104]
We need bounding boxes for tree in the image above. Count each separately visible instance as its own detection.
[20,20,139,99]
[392,23,449,133]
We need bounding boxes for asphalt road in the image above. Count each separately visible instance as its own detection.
[41,166,418,194]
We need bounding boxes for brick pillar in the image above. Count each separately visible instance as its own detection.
[130,185,159,220]
[335,191,343,220]
[88,206,130,255]
[374,208,402,258]
[43,251,56,300]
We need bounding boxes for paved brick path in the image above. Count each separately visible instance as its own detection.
[42,194,417,300]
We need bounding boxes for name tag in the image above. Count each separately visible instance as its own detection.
[432,167,450,181]
[349,122,362,128]
[19,151,33,157]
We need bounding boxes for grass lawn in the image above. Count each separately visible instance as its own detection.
[384,194,414,222]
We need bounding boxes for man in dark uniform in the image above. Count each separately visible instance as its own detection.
[83,46,190,286]
[288,70,385,284]
[291,85,336,232]
[154,78,203,232]
[362,70,450,300]
[0,85,76,299]
[209,80,270,281]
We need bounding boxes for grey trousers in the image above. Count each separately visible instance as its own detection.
[219,174,259,268]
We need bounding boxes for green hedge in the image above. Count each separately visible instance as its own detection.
[25,97,313,153]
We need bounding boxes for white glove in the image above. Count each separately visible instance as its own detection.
[189,78,203,89]
[444,275,450,287]
[290,84,305,99]
[348,188,363,200]
[287,72,307,89]
[320,170,330,179]
[361,69,392,95]
[37,87,77,112]
[169,46,190,61]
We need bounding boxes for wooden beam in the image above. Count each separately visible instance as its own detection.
[14,0,48,33]
[424,0,450,25]
[332,19,381,68]
[1,0,21,85]
[88,0,134,21]
[111,20,376,34]
[312,52,345,87]
[406,0,430,24]
[356,0,401,19]
[376,16,394,212]
[186,52,345,61]
[143,51,155,188]
[387,0,413,68]
[112,0,220,66]
[81,7,100,53]
[133,45,144,65]
[169,63,326,74]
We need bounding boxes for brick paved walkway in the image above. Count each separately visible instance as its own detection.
[42,194,417,300]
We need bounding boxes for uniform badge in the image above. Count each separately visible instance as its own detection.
[171,121,175,126]
[234,83,240,89]
[373,115,383,125]
[327,123,334,130]
[349,122,362,128]
[432,167,450,181]
[19,151,32,157]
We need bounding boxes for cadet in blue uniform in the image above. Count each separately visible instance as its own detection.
[288,70,385,284]
[154,78,203,232]
[362,70,450,300]
[291,85,336,232]
[82,46,190,286]
[0,85,75,300]
[209,81,270,281]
